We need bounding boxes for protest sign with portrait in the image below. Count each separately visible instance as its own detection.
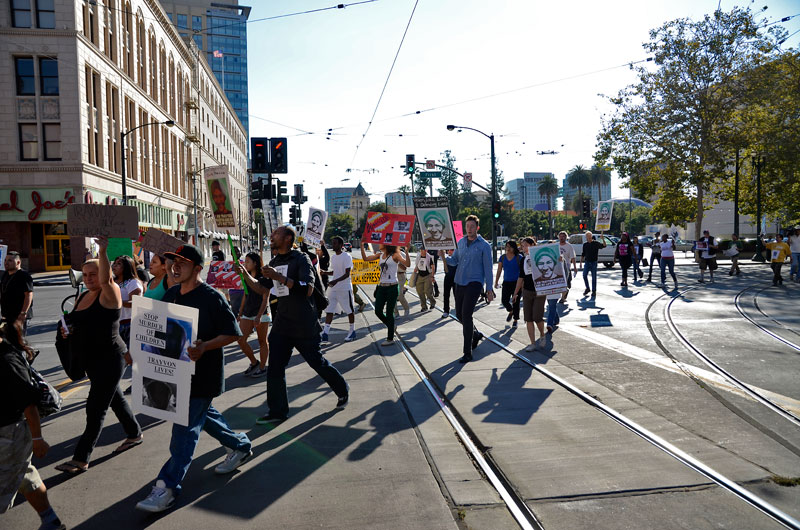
[304,207,328,248]
[413,197,456,251]
[528,243,568,296]
[205,165,236,228]
[595,200,614,232]
[362,211,415,247]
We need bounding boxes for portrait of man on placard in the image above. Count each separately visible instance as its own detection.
[309,211,324,235]
[208,179,232,216]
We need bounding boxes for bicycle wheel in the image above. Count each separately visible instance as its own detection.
[61,294,77,314]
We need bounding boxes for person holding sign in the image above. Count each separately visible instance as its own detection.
[136,244,251,513]
[254,226,350,425]
[361,241,411,346]
[414,249,436,312]
[234,253,271,377]
[696,230,718,283]
[55,237,142,475]
[763,234,790,286]
[320,237,357,343]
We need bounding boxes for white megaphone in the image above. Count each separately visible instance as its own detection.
[69,269,83,289]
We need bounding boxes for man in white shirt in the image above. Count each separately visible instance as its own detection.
[557,231,577,304]
[321,237,356,342]
[789,225,800,283]
[696,230,719,283]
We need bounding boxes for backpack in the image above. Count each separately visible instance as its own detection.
[310,263,329,314]
[22,352,63,418]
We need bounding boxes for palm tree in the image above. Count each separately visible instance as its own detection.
[537,174,559,239]
[566,164,591,201]
[397,184,411,215]
[589,164,611,202]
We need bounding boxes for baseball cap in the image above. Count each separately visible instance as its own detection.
[165,244,203,266]
[211,240,221,246]
[703,229,709,234]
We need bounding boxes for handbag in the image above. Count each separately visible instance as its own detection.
[642,258,649,267]
[55,316,85,381]
[23,353,63,418]
[310,266,329,313]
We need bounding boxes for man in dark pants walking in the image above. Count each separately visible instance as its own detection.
[1,251,34,337]
[441,215,494,363]
[646,232,661,282]
[440,249,457,319]
[243,226,349,424]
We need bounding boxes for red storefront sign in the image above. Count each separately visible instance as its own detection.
[0,190,76,221]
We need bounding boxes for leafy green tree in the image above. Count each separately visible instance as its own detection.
[537,175,559,239]
[459,206,491,240]
[566,165,591,209]
[588,164,611,202]
[437,150,461,215]
[413,171,430,197]
[324,213,353,242]
[396,184,412,214]
[552,214,579,236]
[597,6,784,240]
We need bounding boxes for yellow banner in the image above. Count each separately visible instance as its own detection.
[351,259,381,284]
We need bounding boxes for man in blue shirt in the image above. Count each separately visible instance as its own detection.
[440,215,495,362]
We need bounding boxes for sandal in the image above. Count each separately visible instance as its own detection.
[55,461,88,474]
[113,436,143,454]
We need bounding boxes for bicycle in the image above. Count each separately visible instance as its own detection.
[61,269,84,313]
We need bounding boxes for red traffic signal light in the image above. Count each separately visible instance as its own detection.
[579,221,586,230]
[269,137,287,173]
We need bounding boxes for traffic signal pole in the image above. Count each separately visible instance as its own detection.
[490,133,498,262]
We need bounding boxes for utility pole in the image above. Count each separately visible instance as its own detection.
[733,149,740,237]
[489,133,498,261]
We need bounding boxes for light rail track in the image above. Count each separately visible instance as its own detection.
[735,286,800,351]
[394,288,800,529]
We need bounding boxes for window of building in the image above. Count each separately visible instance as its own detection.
[43,123,61,160]
[37,0,55,28]
[193,34,202,48]
[177,14,187,29]
[192,15,201,31]
[15,57,35,95]
[39,58,58,95]
[12,0,32,28]
[19,124,38,160]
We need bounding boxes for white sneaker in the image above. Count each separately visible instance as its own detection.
[214,448,253,474]
[344,330,357,342]
[136,480,175,513]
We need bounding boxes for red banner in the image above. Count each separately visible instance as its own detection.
[362,211,415,246]
[206,261,242,289]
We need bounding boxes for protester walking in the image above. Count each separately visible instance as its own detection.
[615,233,634,287]
[317,243,331,290]
[631,236,644,280]
[112,255,143,362]
[789,226,800,283]
[581,231,606,296]
[56,237,142,475]
[254,227,349,425]
[646,232,661,282]
[234,252,271,376]
[440,249,457,319]
[494,241,522,324]
[658,234,678,289]
[136,243,251,513]
[361,241,410,345]
[211,240,225,261]
[557,231,577,303]
[0,251,34,337]
[320,237,357,343]
[396,258,411,318]
[513,238,546,350]
[0,322,65,530]
[442,215,495,363]
[697,230,719,283]
[764,234,791,286]
[143,254,172,300]
[414,249,436,312]
[726,234,743,276]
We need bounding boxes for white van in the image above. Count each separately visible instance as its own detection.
[568,233,617,268]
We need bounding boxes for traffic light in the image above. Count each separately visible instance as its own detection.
[269,137,287,173]
[264,176,275,200]
[288,205,301,226]
[292,183,307,205]
[250,179,262,209]
[251,137,269,173]
[579,221,587,231]
[276,179,288,204]
[493,203,501,219]
[581,197,591,219]
[405,154,415,175]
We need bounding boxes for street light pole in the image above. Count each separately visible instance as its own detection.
[120,120,175,205]
[447,124,498,261]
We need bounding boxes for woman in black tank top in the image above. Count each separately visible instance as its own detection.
[54,237,142,474]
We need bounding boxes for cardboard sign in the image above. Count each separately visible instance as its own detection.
[304,207,328,248]
[453,221,463,243]
[595,200,614,232]
[130,297,197,426]
[67,204,139,238]
[205,165,236,228]
[362,211,415,246]
[0,245,7,271]
[528,243,568,296]
[142,229,184,258]
[106,238,133,262]
[414,197,456,251]
[351,259,381,285]
[206,261,243,289]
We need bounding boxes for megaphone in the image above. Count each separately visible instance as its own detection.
[69,269,83,289]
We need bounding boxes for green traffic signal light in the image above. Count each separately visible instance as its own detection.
[493,212,499,219]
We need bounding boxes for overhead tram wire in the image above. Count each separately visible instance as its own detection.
[349,0,420,167]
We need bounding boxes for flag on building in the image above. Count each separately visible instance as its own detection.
[213,50,223,58]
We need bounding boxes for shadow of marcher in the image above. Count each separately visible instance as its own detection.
[472,365,552,425]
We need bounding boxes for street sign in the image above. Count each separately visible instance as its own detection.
[425,159,435,169]
[419,171,441,179]
[463,172,472,190]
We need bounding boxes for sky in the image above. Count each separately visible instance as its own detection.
[245,0,800,217]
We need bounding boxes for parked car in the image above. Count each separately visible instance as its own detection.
[673,239,694,252]
[568,233,617,268]
[637,235,654,247]
[344,242,352,252]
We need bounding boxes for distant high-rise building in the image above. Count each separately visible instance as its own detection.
[506,172,556,210]
[160,1,250,135]
[561,177,612,210]
[385,191,413,213]
[325,187,355,214]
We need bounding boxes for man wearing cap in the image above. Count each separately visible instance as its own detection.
[250,226,349,424]
[136,244,251,513]
[789,226,800,283]
[211,241,225,262]
[696,230,718,283]
[1,251,34,337]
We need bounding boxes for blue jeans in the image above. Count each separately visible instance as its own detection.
[157,398,251,493]
[583,261,598,292]
[546,298,560,328]
[791,253,800,278]
[660,257,677,284]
